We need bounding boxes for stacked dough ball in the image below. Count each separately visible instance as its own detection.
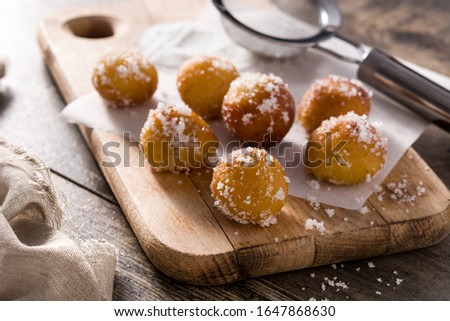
[298,75,387,185]
[92,51,291,226]
[91,48,387,226]
[176,56,294,226]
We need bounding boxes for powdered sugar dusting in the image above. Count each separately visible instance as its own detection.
[129,20,431,211]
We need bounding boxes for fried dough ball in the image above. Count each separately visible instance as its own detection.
[92,49,158,107]
[177,55,239,119]
[305,111,387,185]
[222,73,295,144]
[140,103,218,172]
[298,75,371,133]
[211,147,289,226]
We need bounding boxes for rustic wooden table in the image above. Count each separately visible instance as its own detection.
[1,0,449,300]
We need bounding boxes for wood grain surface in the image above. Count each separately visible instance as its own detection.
[1,0,449,299]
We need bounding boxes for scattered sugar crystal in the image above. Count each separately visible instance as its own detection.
[387,182,396,189]
[273,188,286,201]
[241,113,253,125]
[373,185,383,193]
[310,273,315,278]
[325,208,335,218]
[306,179,321,190]
[375,291,382,295]
[377,278,382,283]
[368,261,375,268]
[331,264,337,269]
[281,111,290,124]
[305,218,326,235]
[335,281,348,289]
[309,201,321,211]
[359,206,370,214]
[258,216,277,227]
[416,185,426,196]
[395,278,403,285]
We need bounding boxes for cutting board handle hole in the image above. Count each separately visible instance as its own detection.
[65,16,115,39]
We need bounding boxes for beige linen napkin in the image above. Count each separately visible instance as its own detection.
[0,139,117,300]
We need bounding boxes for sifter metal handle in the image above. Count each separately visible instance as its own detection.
[357,48,450,131]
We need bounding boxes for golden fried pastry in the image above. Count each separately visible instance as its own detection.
[140,103,218,172]
[298,75,371,133]
[222,73,295,144]
[305,111,387,185]
[92,49,158,107]
[211,147,289,226]
[177,55,239,119]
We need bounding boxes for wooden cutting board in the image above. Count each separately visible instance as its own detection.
[37,0,449,285]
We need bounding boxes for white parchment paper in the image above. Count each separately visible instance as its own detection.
[61,6,450,210]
